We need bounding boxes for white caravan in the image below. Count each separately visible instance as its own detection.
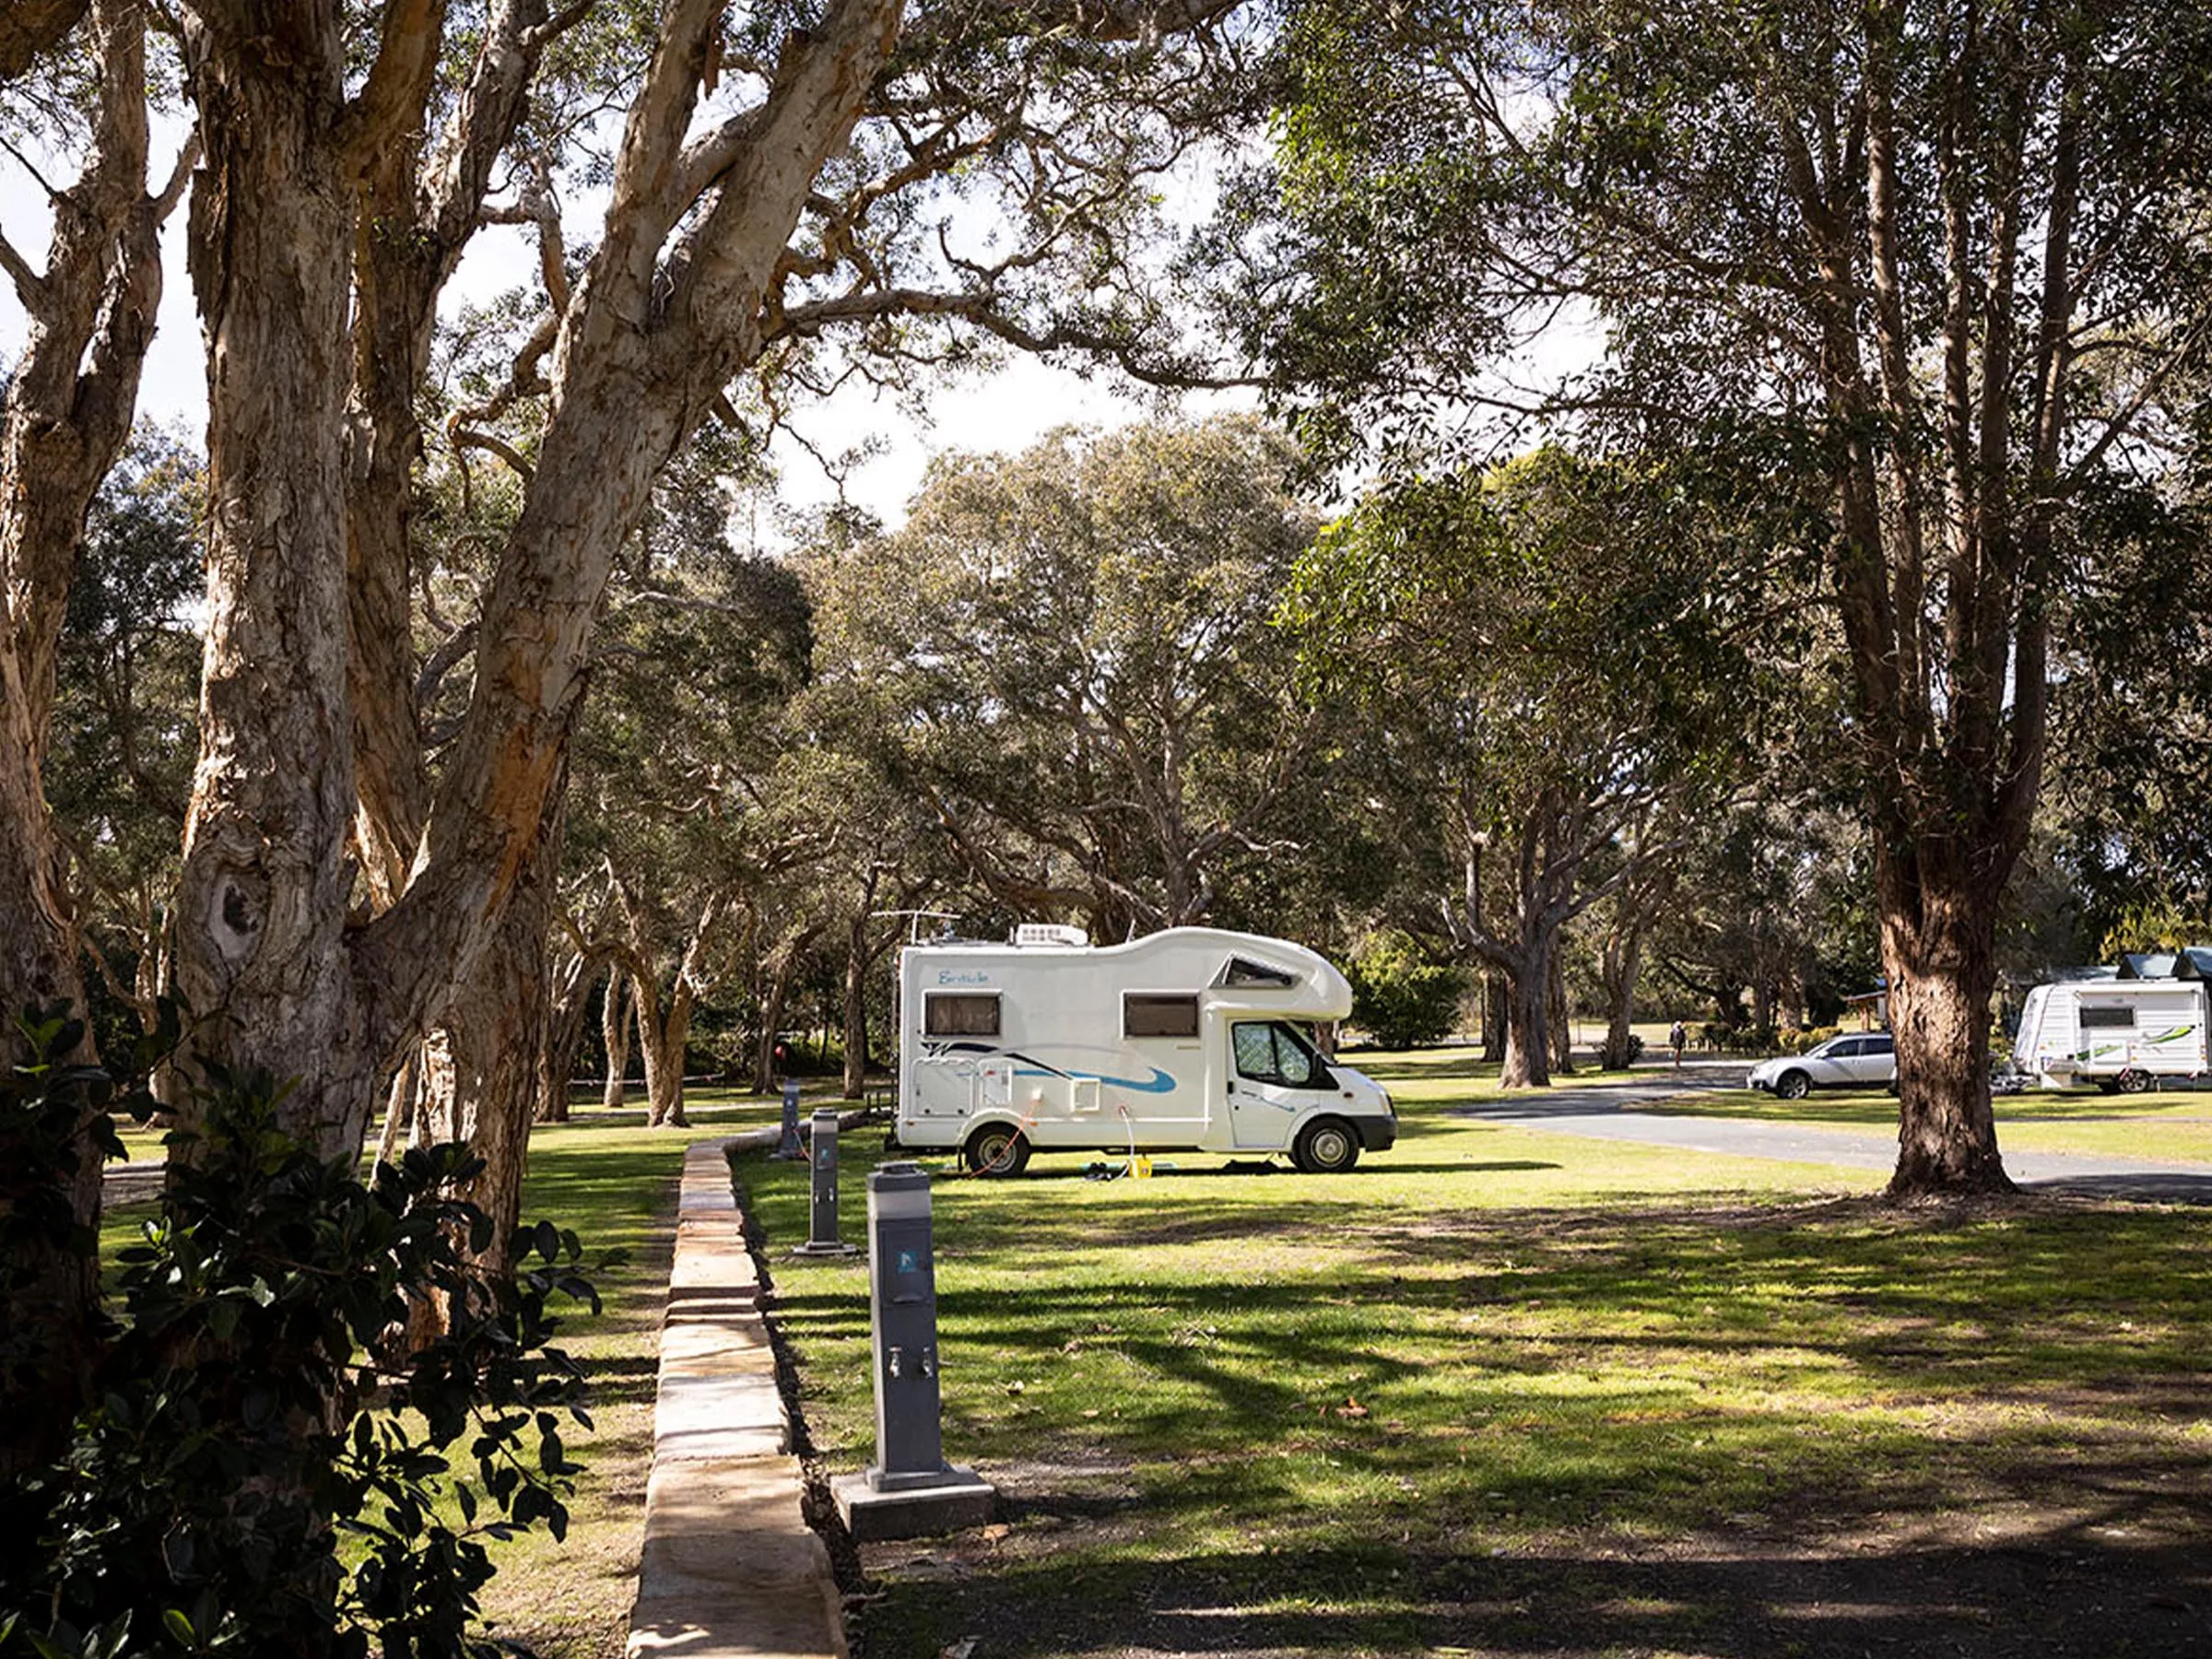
[893,924,1396,1174]
[2012,978,2208,1093]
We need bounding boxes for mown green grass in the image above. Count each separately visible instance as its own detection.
[95,1061,2212,1657]
[95,1086,838,1659]
[1652,1077,2212,1163]
[747,1055,2212,1658]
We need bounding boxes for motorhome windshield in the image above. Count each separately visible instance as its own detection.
[1232,1020,1332,1088]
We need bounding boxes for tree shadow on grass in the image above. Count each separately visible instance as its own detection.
[853,1526,2212,1659]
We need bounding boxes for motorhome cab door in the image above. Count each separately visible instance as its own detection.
[1227,1019,1328,1149]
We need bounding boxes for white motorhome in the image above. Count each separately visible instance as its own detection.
[893,924,1396,1174]
[2012,977,2208,1093]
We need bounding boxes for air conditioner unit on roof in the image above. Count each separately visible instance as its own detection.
[1013,924,1090,947]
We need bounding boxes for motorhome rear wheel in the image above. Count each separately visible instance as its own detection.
[965,1124,1032,1176]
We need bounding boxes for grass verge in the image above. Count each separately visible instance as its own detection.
[747,1056,2212,1659]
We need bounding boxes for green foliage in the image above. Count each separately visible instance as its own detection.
[806,417,1324,938]
[45,429,205,1056]
[1347,934,1468,1049]
[0,1027,608,1659]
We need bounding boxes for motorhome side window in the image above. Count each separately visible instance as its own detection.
[1232,1020,1322,1088]
[924,992,1002,1037]
[1218,956,1297,989]
[2077,1006,2136,1029]
[1124,994,1201,1039]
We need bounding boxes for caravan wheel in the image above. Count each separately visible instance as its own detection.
[2116,1068,2157,1096]
[964,1123,1032,1176]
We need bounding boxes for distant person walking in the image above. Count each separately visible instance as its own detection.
[1668,1019,1687,1068]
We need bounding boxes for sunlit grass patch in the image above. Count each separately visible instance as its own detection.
[747,1071,2212,1658]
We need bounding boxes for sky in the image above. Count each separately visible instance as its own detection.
[0,123,1243,538]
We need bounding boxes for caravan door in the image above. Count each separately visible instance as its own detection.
[1226,1020,1328,1150]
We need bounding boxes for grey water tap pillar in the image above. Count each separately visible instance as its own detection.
[790,1108,859,1257]
[830,1162,995,1540]
[769,1078,805,1160]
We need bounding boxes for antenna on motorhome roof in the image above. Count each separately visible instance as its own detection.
[872,909,960,944]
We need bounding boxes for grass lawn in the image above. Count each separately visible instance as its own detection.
[97,1084,827,1659]
[740,1052,2212,1659]
[94,1060,2212,1657]
[1648,1077,2212,1164]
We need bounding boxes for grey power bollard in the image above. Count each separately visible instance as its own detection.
[769,1078,805,1160]
[830,1162,994,1540]
[790,1109,858,1257]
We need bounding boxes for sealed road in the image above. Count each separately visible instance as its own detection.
[1453,1065,2212,1201]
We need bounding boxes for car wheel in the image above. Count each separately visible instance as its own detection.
[1774,1069,1811,1100]
[1292,1116,1361,1173]
[964,1123,1031,1176]
[2117,1068,2157,1096]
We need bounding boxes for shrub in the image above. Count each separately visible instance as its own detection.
[0,1014,609,1659]
[1347,935,1470,1050]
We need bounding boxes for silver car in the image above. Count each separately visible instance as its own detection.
[1748,1032,1897,1099]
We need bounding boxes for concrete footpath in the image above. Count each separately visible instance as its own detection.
[626,1136,846,1659]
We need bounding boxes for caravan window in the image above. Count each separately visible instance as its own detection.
[2078,1005,2136,1030]
[1125,994,1201,1039]
[924,993,1001,1037]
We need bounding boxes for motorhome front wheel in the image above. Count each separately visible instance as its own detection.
[964,1124,1032,1177]
[1293,1116,1361,1174]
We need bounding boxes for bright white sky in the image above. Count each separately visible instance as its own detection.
[0,121,1247,536]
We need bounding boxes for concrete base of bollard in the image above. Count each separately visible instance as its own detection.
[831,1465,996,1542]
[789,1240,861,1257]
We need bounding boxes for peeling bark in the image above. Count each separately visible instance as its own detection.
[600,970,630,1111]
[175,3,367,1152]
[0,0,172,1484]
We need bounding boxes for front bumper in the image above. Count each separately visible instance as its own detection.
[1356,1115,1397,1152]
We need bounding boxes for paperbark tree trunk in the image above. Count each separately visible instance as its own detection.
[174,5,371,1153]
[601,971,631,1111]
[440,883,551,1277]
[1481,971,1506,1062]
[168,0,903,1169]
[414,796,562,1280]
[375,1049,417,1167]
[0,0,172,1488]
[1547,956,1574,1076]
[752,932,820,1093]
[635,973,693,1129]
[1598,922,1642,1069]
[1879,850,2008,1194]
[842,913,873,1100]
[1498,939,1552,1089]
[539,943,605,1124]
